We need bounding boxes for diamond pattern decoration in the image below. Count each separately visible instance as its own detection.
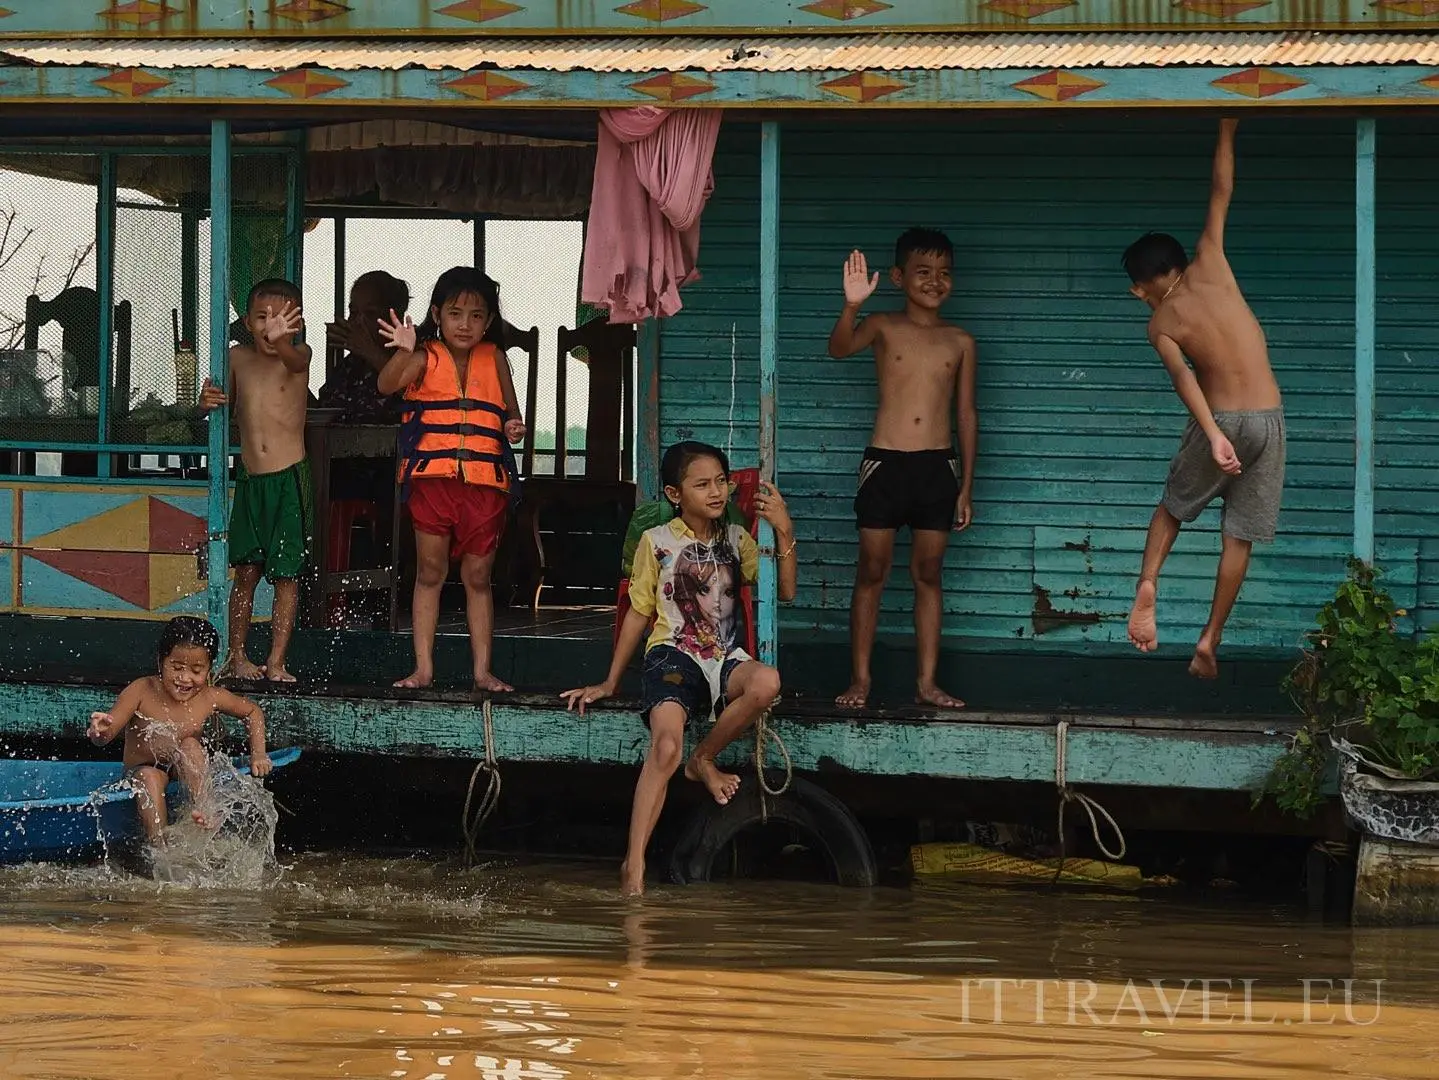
[1012,69,1105,102]
[1176,0,1271,13]
[980,0,1076,18]
[100,1,176,24]
[800,0,893,19]
[1418,72,1439,89]
[93,69,172,98]
[265,69,350,99]
[615,0,707,22]
[820,71,908,103]
[272,0,351,23]
[23,495,209,611]
[1373,0,1439,12]
[1211,67,1308,98]
[444,71,531,101]
[628,72,716,102]
[436,0,524,22]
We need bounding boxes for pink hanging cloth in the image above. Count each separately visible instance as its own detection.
[581,106,723,324]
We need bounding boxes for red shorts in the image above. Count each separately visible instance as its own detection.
[407,478,508,559]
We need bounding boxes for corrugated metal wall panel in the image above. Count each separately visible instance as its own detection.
[663,116,1409,653]
[1376,116,1439,634]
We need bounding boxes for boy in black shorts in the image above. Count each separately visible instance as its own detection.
[827,229,978,709]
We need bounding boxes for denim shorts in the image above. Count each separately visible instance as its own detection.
[639,645,747,728]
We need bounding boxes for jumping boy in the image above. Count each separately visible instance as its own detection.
[1122,119,1285,679]
[828,228,978,710]
[200,279,312,683]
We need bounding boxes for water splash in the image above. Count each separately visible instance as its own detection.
[144,750,281,889]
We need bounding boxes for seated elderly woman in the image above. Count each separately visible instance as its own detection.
[319,270,411,422]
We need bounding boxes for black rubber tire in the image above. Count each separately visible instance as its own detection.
[667,774,877,887]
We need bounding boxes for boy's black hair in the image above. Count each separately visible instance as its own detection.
[246,278,302,311]
[417,266,506,350]
[156,616,221,667]
[894,227,954,269]
[1121,232,1189,284]
[660,440,731,498]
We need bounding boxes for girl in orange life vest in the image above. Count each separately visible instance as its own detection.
[377,267,526,693]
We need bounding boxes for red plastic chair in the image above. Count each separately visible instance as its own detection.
[326,498,380,627]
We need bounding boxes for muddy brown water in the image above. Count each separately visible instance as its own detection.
[0,856,1436,1079]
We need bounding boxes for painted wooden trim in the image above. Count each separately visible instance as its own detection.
[757,120,781,668]
[5,63,1439,110]
[207,118,232,651]
[1353,117,1376,564]
[2,2,1439,37]
[0,681,1293,792]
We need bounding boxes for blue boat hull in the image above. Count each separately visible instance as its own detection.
[0,748,301,865]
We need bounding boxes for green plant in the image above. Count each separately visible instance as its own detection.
[1259,559,1439,817]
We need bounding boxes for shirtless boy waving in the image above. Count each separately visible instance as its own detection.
[828,228,978,710]
[200,279,313,683]
[1122,119,1285,679]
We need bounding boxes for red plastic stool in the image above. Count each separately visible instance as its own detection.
[326,498,380,627]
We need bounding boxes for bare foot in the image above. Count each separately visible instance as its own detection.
[1128,579,1159,653]
[190,807,217,830]
[836,679,870,709]
[685,755,741,806]
[265,664,297,683]
[226,656,266,681]
[916,683,965,709]
[393,670,432,689]
[1189,634,1220,680]
[474,672,514,693]
[620,858,645,897]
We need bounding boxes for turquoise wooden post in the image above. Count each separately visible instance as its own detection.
[284,137,305,284]
[207,120,233,651]
[636,319,660,499]
[94,151,116,477]
[1354,117,1377,564]
[757,121,780,667]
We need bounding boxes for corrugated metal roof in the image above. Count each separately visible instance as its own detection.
[5,33,1439,73]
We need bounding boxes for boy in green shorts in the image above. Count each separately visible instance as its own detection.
[200,279,312,682]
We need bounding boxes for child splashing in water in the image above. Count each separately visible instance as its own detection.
[378,267,526,692]
[87,616,271,847]
[563,442,798,896]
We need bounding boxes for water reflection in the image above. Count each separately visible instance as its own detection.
[0,856,1435,1078]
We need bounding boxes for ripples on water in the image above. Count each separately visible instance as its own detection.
[1,855,1437,1079]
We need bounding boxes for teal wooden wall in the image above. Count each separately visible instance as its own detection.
[1375,118,1439,634]
[661,116,1436,652]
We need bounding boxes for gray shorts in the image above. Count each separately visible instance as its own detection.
[1162,408,1285,543]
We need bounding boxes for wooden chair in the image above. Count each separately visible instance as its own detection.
[24,288,132,476]
[556,319,637,482]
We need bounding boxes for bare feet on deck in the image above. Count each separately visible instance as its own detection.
[1189,633,1220,680]
[224,656,266,681]
[393,670,432,689]
[620,858,645,897]
[916,683,965,710]
[685,755,741,806]
[836,679,871,709]
[474,673,514,693]
[265,664,297,683]
[1127,580,1159,653]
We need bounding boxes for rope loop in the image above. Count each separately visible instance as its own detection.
[461,698,503,866]
[754,708,793,823]
[1053,719,1127,880]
